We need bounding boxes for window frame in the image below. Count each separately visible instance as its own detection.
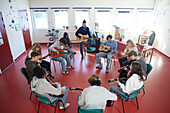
[32,9,49,30]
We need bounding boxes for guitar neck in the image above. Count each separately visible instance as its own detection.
[70,87,83,91]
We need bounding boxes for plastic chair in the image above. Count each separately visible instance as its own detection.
[79,108,104,113]
[116,85,145,113]
[142,64,153,94]
[84,40,96,56]
[138,51,141,56]
[20,67,33,99]
[32,91,65,113]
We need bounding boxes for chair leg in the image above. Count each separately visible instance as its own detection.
[121,98,125,113]
[136,97,139,109]
[54,104,57,113]
[29,91,32,100]
[37,101,40,113]
[143,88,145,94]
[60,100,66,111]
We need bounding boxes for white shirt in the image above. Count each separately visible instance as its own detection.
[119,74,144,94]
[49,41,64,52]
[78,86,117,110]
[28,50,33,58]
[31,76,61,100]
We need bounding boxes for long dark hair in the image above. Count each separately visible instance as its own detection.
[63,32,69,39]
[127,61,146,81]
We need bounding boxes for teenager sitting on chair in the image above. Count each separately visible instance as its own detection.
[119,50,147,80]
[95,35,117,73]
[28,43,54,78]
[75,20,92,60]
[31,66,70,109]
[60,32,76,60]
[78,74,117,111]
[25,51,41,82]
[118,39,138,67]
[49,38,74,74]
[110,61,146,97]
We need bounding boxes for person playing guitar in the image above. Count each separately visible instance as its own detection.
[96,35,117,73]
[75,20,92,60]
[49,38,74,74]
[31,66,70,110]
[60,32,76,60]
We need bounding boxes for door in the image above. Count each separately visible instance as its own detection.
[0,12,13,71]
[18,10,32,51]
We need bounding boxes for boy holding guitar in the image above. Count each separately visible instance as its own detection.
[49,38,74,74]
[96,35,117,73]
[31,66,70,110]
[75,20,92,60]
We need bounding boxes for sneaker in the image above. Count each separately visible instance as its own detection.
[60,103,70,110]
[96,64,102,68]
[67,66,74,69]
[106,68,109,73]
[62,71,69,74]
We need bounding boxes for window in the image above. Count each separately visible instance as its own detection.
[116,10,132,29]
[96,10,111,30]
[33,10,48,29]
[54,10,69,29]
[136,11,154,34]
[75,10,89,27]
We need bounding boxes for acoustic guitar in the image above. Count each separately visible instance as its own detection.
[76,33,90,43]
[38,54,50,63]
[64,44,79,49]
[50,47,76,58]
[70,87,114,107]
[46,76,65,97]
[99,45,112,53]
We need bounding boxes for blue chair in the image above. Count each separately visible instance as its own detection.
[32,91,65,113]
[79,108,104,113]
[20,67,32,99]
[84,40,96,56]
[116,85,145,113]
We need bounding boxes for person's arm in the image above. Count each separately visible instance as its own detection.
[112,41,117,52]
[78,89,87,106]
[106,89,118,101]
[101,41,106,47]
[42,80,62,96]
[49,43,59,52]
[28,50,33,58]
[75,27,81,37]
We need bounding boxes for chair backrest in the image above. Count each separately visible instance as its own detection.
[86,40,96,46]
[32,91,52,105]
[138,51,141,56]
[146,64,153,76]
[20,67,30,85]
[79,108,104,113]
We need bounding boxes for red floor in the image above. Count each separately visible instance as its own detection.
[0,44,170,113]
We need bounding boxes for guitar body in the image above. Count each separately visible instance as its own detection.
[50,47,64,58]
[99,45,112,53]
[76,33,89,43]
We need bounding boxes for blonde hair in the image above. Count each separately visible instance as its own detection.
[126,39,136,48]
[32,43,41,55]
[88,74,102,86]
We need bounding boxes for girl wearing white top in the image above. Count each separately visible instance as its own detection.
[78,74,117,111]
[118,39,138,67]
[110,61,146,97]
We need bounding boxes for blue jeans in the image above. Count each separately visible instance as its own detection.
[110,86,128,98]
[51,86,68,107]
[53,51,72,72]
[66,48,76,60]
[95,51,113,69]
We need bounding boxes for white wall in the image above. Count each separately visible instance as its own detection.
[29,0,156,43]
[154,0,170,57]
[0,0,33,60]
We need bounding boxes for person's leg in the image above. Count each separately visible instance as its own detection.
[118,57,128,67]
[62,54,72,67]
[53,57,66,72]
[110,86,128,98]
[41,60,51,72]
[67,48,76,60]
[106,52,113,69]
[59,86,69,107]
[79,42,83,58]
[95,52,107,66]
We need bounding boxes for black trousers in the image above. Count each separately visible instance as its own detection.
[79,39,92,57]
[40,60,51,73]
